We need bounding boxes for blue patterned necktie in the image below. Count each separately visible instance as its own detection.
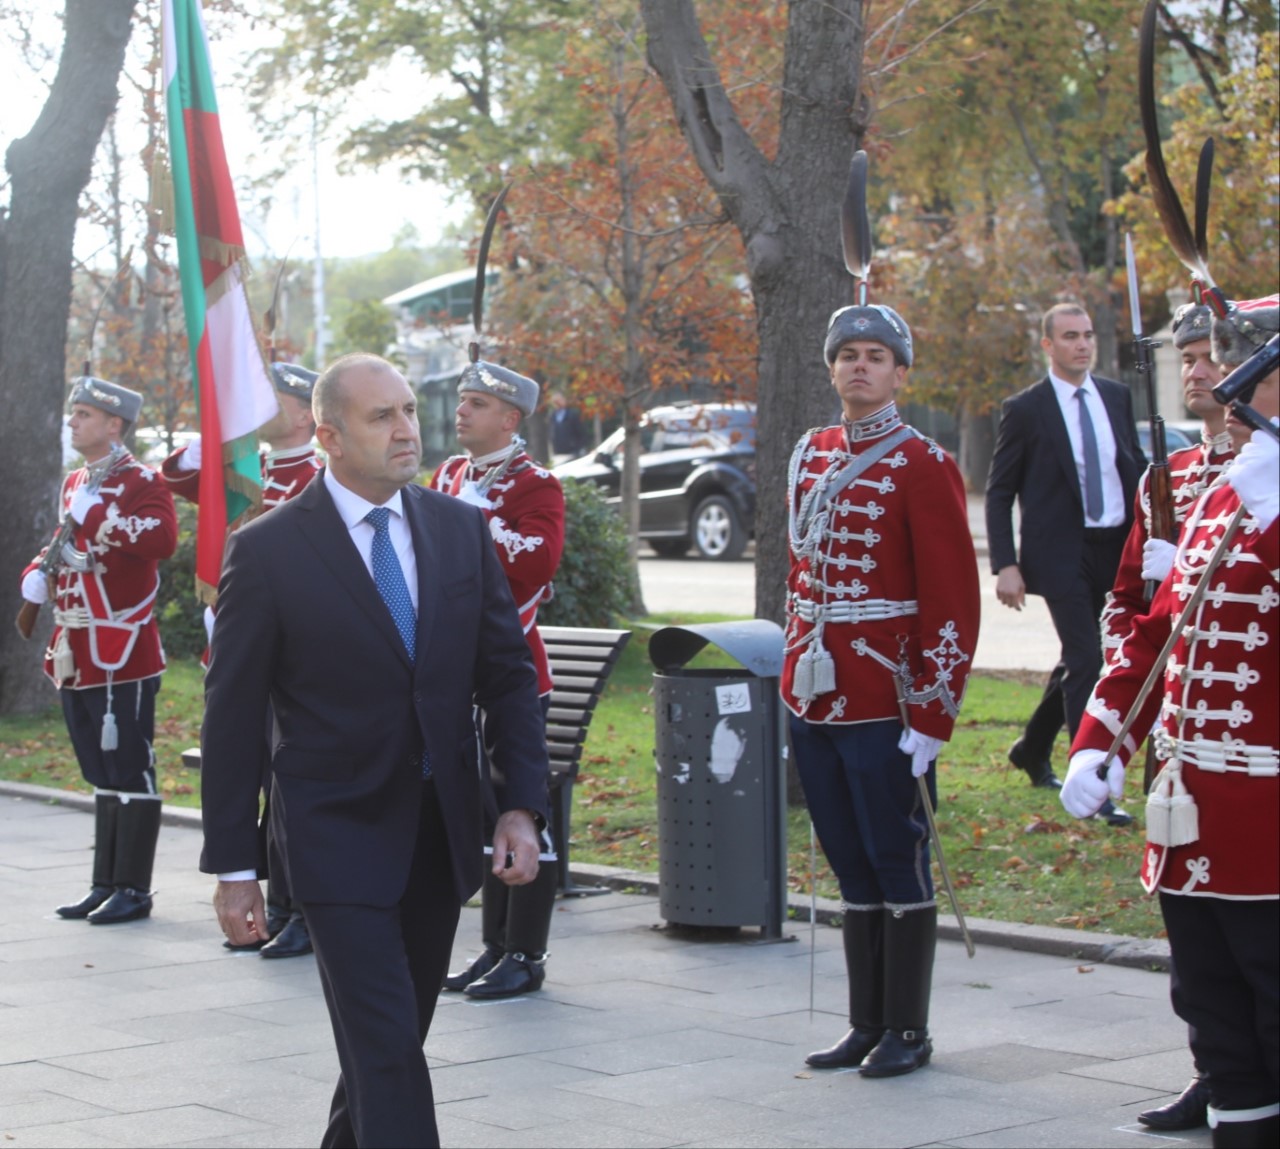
[364,507,416,663]
[1074,388,1104,522]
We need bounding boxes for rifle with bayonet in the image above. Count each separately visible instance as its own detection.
[1125,232,1173,603]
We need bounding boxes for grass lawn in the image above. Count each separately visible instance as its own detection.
[0,614,1162,939]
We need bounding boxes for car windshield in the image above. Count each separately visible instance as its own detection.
[597,409,755,457]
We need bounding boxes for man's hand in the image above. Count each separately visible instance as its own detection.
[492,809,541,887]
[20,570,49,605]
[995,564,1025,611]
[213,879,268,947]
[1061,749,1123,819]
[1227,424,1279,533]
[1141,538,1177,583]
[176,436,204,473]
[898,728,944,778]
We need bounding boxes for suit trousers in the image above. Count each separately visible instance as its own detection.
[1160,893,1279,1112]
[1041,529,1126,739]
[303,781,462,1149]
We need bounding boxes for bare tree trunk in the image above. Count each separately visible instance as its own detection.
[0,0,137,715]
[640,0,865,626]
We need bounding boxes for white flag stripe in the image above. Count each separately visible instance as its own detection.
[206,266,278,442]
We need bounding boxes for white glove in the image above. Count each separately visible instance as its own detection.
[203,605,216,646]
[176,436,204,473]
[1140,538,1176,582]
[20,570,48,605]
[1061,749,1124,819]
[68,487,103,524]
[898,728,944,778]
[1227,424,1279,532]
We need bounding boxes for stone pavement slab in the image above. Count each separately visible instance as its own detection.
[0,795,1207,1148]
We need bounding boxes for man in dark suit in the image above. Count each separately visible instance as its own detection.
[548,388,589,462]
[200,353,549,1148]
[985,303,1145,823]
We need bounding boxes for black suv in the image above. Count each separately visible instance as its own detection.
[553,402,756,560]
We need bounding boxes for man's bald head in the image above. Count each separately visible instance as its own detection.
[313,353,400,432]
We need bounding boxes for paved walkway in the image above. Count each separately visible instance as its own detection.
[1,795,1206,1149]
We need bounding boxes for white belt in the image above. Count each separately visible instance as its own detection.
[53,607,92,629]
[790,597,918,624]
[1156,729,1279,776]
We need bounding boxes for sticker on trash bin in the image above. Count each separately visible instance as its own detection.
[708,718,746,784]
[715,683,750,715]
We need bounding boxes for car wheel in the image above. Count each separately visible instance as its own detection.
[691,494,746,561]
[649,538,689,558]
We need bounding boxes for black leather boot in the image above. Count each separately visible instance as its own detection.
[807,908,884,1069]
[860,905,936,1078]
[1139,1075,1210,1131]
[466,860,557,1000]
[260,910,313,958]
[57,791,119,919]
[445,869,509,991]
[1210,1111,1280,1147]
[88,794,161,925]
[465,952,547,999]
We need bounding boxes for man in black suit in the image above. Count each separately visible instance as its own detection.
[200,353,549,1148]
[548,388,589,462]
[985,303,1145,824]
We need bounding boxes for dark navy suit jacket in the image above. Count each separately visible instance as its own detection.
[199,474,549,907]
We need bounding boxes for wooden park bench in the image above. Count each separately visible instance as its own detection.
[540,625,632,895]
[183,624,633,897]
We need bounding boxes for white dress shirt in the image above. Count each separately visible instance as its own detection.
[322,468,419,612]
[1048,372,1125,528]
[219,470,420,883]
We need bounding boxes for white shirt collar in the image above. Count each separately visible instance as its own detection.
[1048,370,1097,400]
[323,467,405,530]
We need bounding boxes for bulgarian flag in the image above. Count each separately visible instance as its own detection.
[161,0,278,600]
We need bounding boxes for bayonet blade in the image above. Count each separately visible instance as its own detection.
[1125,232,1143,339]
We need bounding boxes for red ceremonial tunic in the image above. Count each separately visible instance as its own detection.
[430,448,566,696]
[1100,435,1234,665]
[162,443,323,511]
[1073,482,1279,899]
[23,453,178,690]
[781,414,981,740]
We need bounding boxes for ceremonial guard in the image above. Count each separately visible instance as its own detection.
[433,359,566,999]
[1063,296,1279,1147]
[18,378,178,924]
[784,276,981,1074]
[161,361,322,959]
[1100,303,1235,667]
[161,361,322,513]
[1098,302,1234,1133]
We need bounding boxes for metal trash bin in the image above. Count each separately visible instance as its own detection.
[649,620,787,939]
